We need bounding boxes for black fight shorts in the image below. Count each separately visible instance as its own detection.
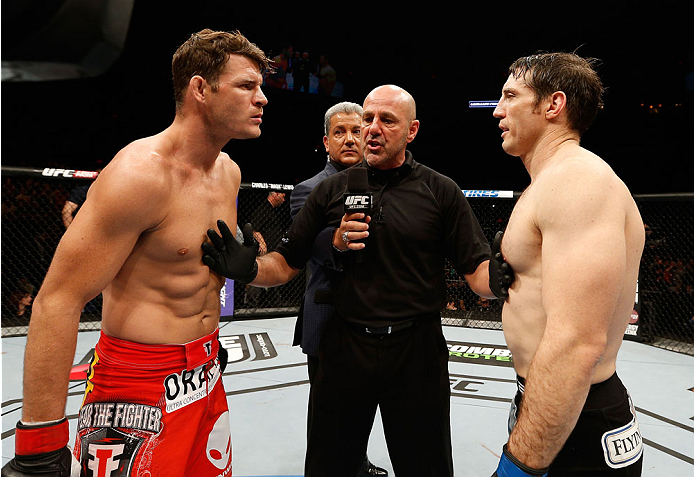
[509,373,643,476]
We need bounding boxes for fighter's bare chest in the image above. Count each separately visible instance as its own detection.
[503,190,542,274]
[140,184,236,262]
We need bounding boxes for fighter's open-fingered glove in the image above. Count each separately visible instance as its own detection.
[489,231,515,299]
[1,418,73,477]
[202,221,259,284]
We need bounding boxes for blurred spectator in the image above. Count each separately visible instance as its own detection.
[317,54,336,96]
[445,266,466,312]
[266,43,293,90]
[62,183,90,228]
[246,191,290,307]
[477,296,491,311]
[62,169,101,229]
[8,281,34,320]
[292,51,311,93]
[252,191,287,254]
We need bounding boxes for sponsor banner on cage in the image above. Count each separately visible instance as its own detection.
[462,190,514,198]
[249,182,294,191]
[219,278,234,318]
[469,100,499,108]
[41,167,99,179]
[447,341,513,367]
[624,284,642,342]
[624,309,641,339]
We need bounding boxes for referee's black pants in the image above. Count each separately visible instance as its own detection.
[305,313,454,477]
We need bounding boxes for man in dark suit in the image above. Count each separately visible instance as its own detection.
[290,101,387,476]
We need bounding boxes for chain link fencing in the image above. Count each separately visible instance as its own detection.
[441,193,516,330]
[636,195,694,354]
[2,166,692,355]
[233,185,305,319]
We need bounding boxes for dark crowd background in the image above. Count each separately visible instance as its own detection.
[1,2,692,194]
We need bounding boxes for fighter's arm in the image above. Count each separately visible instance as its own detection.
[506,164,626,469]
[22,156,167,423]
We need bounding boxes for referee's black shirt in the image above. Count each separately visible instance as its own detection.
[277,152,491,328]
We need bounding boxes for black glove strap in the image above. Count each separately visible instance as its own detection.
[503,444,550,476]
[489,231,514,298]
[217,337,228,373]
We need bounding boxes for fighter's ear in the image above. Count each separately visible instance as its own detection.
[189,75,207,104]
[545,91,567,120]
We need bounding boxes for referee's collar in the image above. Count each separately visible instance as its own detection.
[366,150,414,181]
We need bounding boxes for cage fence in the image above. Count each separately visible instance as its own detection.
[2,167,692,355]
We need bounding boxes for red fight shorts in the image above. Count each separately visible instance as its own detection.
[73,328,232,477]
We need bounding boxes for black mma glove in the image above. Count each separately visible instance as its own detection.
[1,419,72,477]
[217,337,228,373]
[489,231,515,299]
[492,444,549,477]
[202,221,259,284]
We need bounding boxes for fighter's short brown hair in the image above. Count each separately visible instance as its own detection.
[509,51,605,134]
[172,29,269,109]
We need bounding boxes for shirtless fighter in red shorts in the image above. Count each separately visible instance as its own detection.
[2,29,269,477]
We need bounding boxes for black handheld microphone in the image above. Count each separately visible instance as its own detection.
[344,167,372,215]
[343,167,372,262]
